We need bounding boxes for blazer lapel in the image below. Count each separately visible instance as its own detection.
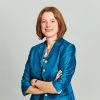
[38,38,64,64]
[38,41,46,66]
[46,38,64,60]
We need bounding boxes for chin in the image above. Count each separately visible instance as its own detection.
[45,35,52,38]
[46,35,57,38]
[43,32,57,38]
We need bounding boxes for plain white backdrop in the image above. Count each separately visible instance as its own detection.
[0,0,100,100]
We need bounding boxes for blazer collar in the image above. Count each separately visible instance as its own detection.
[39,37,64,50]
[39,38,64,60]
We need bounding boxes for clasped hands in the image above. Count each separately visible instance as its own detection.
[31,70,62,87]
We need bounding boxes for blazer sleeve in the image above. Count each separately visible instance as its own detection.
[21,49,32,96]
[52,44,76,92]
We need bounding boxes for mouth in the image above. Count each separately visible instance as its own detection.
[45,29,53,32]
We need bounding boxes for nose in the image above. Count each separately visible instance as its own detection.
[46,22,50,27]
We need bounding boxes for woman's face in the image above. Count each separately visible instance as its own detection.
[41,12,58,38]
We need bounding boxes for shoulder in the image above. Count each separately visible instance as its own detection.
[60,38,76,58]
[62,38,76,50]
[29,41,45,53]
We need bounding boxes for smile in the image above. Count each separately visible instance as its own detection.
[45,29,53,32]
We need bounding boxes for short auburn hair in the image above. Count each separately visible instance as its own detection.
[36,6,67,40]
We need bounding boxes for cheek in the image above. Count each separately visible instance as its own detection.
[54,25,58,32]
[41,26,45,33]
[41,24,46,30]
[54,23,58,30]
[41,23,46,28]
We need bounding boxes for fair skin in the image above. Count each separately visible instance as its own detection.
[41,12,58,50]
[26,12,62,94]
[26,70,62,94]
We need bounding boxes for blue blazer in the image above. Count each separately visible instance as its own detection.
[21,38,76,100]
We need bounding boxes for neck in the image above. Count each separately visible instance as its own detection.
[46,35,57,48]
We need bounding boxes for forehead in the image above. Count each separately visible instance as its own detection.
[41,12,56,20]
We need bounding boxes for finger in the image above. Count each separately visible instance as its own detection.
[57,73,62,77]
[57,70,62,75]
[59,70,62,73]
[54,73,62,81]
[57,71,62,76]
[58,70,62,73]
[56,73,62,79]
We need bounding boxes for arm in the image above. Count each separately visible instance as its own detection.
[21,47,62,95]
[21,48,46,96]
[52,44,76,92]
[31,44,76,93]
[26,70,62,94]
[25,86,46,94]
[31,80,59,94]
[31,70,62,94]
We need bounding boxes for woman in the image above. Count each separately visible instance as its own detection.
[21,6,76,100]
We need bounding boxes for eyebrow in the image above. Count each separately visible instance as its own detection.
[42,19,55,20]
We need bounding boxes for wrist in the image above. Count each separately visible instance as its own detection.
[31,79,38,87]
[34,79,38,87]
[35,79,38,83]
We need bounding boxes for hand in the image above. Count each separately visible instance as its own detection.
[54,70,62,81]
[31,79,37,86]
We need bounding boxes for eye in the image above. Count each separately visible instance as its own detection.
[51,20,55,23]
[41,20,46,23]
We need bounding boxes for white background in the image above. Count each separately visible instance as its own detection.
[0,0,100,100]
